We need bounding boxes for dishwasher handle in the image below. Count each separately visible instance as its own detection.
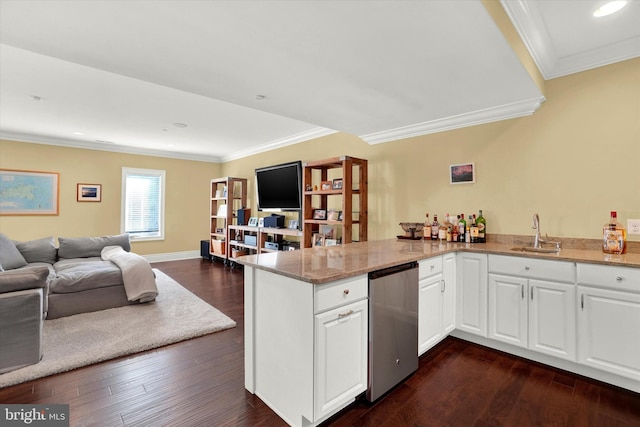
[368,261,418,280]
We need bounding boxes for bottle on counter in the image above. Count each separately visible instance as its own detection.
[470,214,478,243]
[424,213,431,240]
[431,214,440,240]
[477,210,486,243]
[452,215,460,242]
[603,211,626,254]
[458,214,466,242]
[465,215,471,243]
[444,213,453,242]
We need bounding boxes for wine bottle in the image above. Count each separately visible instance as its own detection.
[477,210,486,243]
[458,214,466,242]
[465,215,471,243]
[603,211,626,254]
[431,214,439,240]
[470,215,478,243]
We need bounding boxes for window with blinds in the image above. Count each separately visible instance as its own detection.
[121,168,165,240]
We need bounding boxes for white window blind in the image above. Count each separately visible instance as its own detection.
[121,168,165,240]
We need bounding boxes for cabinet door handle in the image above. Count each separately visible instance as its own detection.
[343,289,350,296]
[616,276,623,282]
[338,310,354,318]
[581,294,584,310]
[525,266,530,271]
[530,286,534,301]
[522,284,525,299]
[441,280,445,293]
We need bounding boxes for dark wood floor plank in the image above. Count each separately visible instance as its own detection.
[1,258,639,427]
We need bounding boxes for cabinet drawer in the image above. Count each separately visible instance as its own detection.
[577,263,640,293]
[315,275,368,313]
[419,256,443,279]
[489,255,575,283]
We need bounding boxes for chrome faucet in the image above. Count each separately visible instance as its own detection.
[532,213,542,248]
[532,213,561,250]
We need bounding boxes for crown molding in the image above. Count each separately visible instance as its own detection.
[361,96,545,145]
[221,127,337,162]
[500,0,640,80]
[0,131,223,163]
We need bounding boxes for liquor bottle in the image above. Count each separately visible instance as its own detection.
[444,213,453,242]
[470,214,478,243]
[458,214,466,242]
[465,215,471,243]
[431,214,440,240]
[424,213,431,240]
[452,215,460,242]
[476,210,486,243]
[603,211,626,254]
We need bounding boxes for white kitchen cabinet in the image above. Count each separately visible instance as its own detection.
[488,255,576,361]
[314,299,368,419]
[245,268,368,427]
[456,252,488,337]
[577,263,640,381]
[418,255,455,355]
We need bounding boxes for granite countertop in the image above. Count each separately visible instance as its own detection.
[235,239,640,284]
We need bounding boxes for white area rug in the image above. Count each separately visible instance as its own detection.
[0,269,236,388]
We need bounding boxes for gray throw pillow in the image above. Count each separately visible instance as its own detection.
[0,233,28,270]
[57,233,131,259]
[15,236,57,264]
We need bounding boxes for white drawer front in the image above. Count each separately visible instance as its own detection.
[577,263,640,293]
[419,256,443,279]
[314,275,368,314]
[488,254,575,283]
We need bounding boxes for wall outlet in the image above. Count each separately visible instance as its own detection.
[628,219,640,235]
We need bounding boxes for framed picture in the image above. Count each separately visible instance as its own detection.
[288,219,299,229]
[217,204,227,217]
[325,239,338,246]
[313,209,327,220]
[450,163,475,184]
[313,233,325,247]
[327,210,341,221]
[320,181,332,191]
[332,178,343,190]
[258,217,264,227]
[77,183,102,202]
[0,169,59,215]
[320,225,334,239]
[248,217,258,226]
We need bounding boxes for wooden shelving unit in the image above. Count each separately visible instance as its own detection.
[302,156,368,248]
[209,177,247,262]
[228,225,303,262]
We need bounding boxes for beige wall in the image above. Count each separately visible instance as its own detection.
[0,141,219,254]
[224,58,639,243]
[1,58,638,255]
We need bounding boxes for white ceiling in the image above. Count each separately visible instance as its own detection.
[0,1,638,163]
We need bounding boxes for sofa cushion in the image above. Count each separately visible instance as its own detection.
[0,233,28,270]
[50,258,124,293]
[15,236,57,264]
[0,266,49,293]
[57,234,130,259]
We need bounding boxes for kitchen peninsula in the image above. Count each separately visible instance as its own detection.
[238,239,640,427]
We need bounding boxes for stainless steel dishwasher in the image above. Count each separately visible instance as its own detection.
[367,261,419,402]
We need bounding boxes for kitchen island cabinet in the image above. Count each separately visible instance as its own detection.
[418,254,455,355]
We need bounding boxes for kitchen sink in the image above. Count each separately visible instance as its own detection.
[511,246,561,254]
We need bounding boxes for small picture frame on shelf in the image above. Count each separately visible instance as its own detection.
[288,220,299,229]
[258,217,264,227]
[320,225,334,239]
[217,204,227,217]
[338,211,344,221]
[313,233,325,247]
[305,184,313,192]
[248,217,258,226]
[325,239,338,246]
[332,178,343,190]
[327,210,341,221]
[313,209,327,220]
[320,181,332,191]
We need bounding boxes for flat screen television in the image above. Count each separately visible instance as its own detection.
[255,161,303,212]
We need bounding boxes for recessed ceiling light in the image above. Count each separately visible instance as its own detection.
[172,122,188,128]
[593,1,627,17]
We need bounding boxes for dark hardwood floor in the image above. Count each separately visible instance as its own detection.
[1,258,639,426]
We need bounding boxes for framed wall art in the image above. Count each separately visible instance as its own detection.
[77,183,102,202]
[0,169,59,215]
[450,163,475,184]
